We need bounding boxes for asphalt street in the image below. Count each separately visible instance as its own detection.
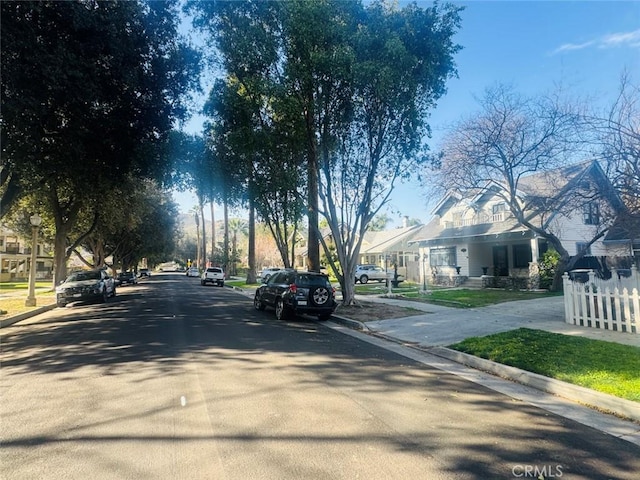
[1,272,638,479]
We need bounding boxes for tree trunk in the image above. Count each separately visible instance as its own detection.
[223,198,230,274]
[246,199,256,284]
[210,201,216,263]
[53,230,69,286]
[340,277,357,306]
[307,153,320,272]
[200,203,206,268]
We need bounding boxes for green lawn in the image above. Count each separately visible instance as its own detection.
[1,281,52,292]
[449,328,640,402]
[356,283,560,308]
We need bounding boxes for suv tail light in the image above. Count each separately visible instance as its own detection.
[288,283,297,294]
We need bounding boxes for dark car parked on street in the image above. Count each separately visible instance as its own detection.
[56,269,116,307]
[254,270,337,321]
[117,271,138,285]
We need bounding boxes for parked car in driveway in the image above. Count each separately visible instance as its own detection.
[138,268,151,277]
[254,270,337,321]
[56,269,116,307]
[117,271,138,285]
[355,264,388,284]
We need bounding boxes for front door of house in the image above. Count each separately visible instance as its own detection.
[492,246,509,276]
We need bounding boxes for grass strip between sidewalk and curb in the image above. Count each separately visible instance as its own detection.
[448,328,640,403]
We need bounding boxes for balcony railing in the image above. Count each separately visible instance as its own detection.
[442,212,509,228]
[4,243,20,254]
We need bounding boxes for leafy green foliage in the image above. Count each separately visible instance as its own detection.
[539,249,561,290]
[1,1,200,282]
[190,0,463,305]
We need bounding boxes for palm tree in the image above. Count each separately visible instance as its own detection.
[227,217,248,276]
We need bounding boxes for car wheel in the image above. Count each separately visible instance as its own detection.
[57,300,66,308]
[254,293,266,311]
[201,280,205,286]
[111,286,116,297]
[360,275,369,284]
[100,289,108,303]
[219,282,224,287]
[275,298,290,320]
[310,286,330,306]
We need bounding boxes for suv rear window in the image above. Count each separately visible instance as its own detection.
[207,268,222,273]
[295,274,329,286]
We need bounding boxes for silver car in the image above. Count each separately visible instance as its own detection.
[56,269,116,307]
[355,265,388,284]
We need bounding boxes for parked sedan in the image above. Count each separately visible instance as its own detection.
[254,270,337,321]
[117,271,138,285]
[186,267,200,277]
[56,269,116,307]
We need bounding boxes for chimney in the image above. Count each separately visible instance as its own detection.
[402,216,409,228]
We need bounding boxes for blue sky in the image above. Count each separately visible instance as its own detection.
[175,1,640,226]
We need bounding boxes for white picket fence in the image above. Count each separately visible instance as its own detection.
[562,266,639,334]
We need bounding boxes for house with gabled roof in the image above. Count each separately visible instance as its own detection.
[357,220,423,281]
[409,160,635,289]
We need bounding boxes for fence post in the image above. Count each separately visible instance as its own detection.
[562,272,572,324]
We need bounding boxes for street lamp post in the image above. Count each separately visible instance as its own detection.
[25,213,42,307]
[421,253,429,294]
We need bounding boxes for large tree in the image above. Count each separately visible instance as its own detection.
[317,1,462,304]
[435,84,619,290]
[191,1,461,304]
[592,73,640,214]
[1,1,199,283]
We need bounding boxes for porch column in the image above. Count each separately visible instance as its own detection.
[529,237,540,290]
[530,237,540,261]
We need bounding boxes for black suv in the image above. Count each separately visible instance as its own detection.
[254,270,337,321]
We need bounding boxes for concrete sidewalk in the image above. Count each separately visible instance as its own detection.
[358,295,640,348]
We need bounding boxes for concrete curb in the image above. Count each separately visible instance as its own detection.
[427,346,640,423]
[0,304,57,328]
[330,314,371,332]
[326,309,640,425]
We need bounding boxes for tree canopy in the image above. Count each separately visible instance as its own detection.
[190,0,462,303]
[1,0,200,282]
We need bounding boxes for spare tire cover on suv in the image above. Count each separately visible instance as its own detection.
[310,286,330,305]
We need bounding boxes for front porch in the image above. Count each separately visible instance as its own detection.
[417,231,547,290]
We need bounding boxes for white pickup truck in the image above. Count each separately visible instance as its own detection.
[201,267,225,287]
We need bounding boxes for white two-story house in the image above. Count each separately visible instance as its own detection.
[409,161,634,289]
[0,224,54,282]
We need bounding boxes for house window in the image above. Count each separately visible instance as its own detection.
[430,247,456,267]
[582,203,600,225]
[492,202,506,222]
[576,242,592,255]
[513,244,532,268]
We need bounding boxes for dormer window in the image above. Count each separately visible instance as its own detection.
[582,203,600,225]
[492,202,506,222]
